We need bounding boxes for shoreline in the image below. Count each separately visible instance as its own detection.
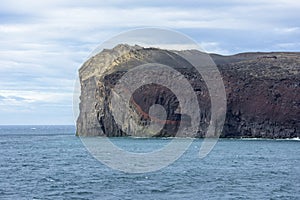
[77,135,300,141]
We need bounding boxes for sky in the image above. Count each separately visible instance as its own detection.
[0,0,299,125]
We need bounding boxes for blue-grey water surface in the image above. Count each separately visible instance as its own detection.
[0,125,299,199]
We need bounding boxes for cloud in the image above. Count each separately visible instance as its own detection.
[273,42,300,50]
[0,0,299,124]
[0,89,74,125]
[274,27,300,34]
[0,90,72,104]
[198,42,231,55]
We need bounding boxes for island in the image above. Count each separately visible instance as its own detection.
[76,44,299,138]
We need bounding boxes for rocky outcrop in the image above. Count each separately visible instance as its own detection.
[76,44,300,138]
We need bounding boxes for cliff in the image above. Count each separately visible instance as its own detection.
[76,44,300,138]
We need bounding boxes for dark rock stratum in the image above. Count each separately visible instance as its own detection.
[76,44,300,138]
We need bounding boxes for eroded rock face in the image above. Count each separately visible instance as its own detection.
[76,44,300,138]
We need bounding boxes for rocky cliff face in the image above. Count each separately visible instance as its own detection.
[76,44,300,138]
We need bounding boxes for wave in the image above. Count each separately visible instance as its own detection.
[276,137,300,141]
[228,137,300,141]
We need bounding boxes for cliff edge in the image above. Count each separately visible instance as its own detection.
[76,44,300,138]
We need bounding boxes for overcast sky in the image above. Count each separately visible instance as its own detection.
[0,0,299,125]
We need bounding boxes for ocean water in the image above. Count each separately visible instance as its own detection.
[0,125,299,200]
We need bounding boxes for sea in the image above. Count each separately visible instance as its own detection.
[0,125,299,200]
